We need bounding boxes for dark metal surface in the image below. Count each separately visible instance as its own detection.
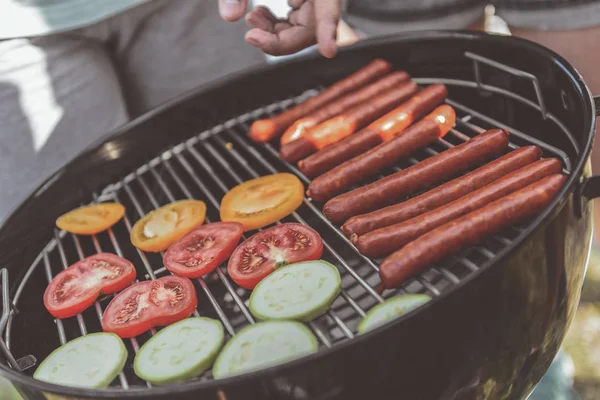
[0,31,597,399]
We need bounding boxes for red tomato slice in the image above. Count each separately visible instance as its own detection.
[163,222,244,279]
[102,276,197,338]
[44,253,137,319]
[227,223,323,290]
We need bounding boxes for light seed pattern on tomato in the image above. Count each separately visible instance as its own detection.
[162,281,185,306]
[228,223,323,290]
[185,236,215,252]
[113,282,184,324]
[240,247,268,273]
[178,236,217,267]
[115,294,143,324]
[53,275,77,304]
[89,261,121,279]
[288,229,310,250]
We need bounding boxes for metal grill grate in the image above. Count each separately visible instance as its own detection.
[0,52,576,392]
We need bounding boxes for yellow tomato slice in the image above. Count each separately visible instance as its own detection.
[130,200,207,252]
[56,203,125,235]
[220,173,304,231]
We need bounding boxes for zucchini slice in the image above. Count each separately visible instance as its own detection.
[358,294,431,334]
[34,333,127,388]
[134,317,224,385]
[249,260,341,321]
[213,321,318,379]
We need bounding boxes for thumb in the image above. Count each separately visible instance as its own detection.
[219,0,249,22]
[314,0,342,58]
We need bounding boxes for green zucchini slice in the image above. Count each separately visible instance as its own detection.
[213,321,318,379]
[249,260,341,321]
[358,294,431,334]
[34,333,127,388]
[134,317,224,385]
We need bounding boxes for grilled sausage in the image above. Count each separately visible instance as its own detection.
[280,81,419,163]
[357,158,562,258]
[379,173,566,289]
[341,145,543,238]
[298,84,448,178]
[307,105,456,202]
[248,59,392,143]
[322,129,510,224]
[280,71,411,145]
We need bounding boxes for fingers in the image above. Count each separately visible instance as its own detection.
[245,6,278,31]
[246,2,317,56]
[219,0,249,22]
[314,0,342,58]
[245,26,316,56]
[288,0,305,9]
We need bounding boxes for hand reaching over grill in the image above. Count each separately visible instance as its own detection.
[218,0,344,58]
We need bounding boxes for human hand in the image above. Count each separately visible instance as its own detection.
[218,0,343,58]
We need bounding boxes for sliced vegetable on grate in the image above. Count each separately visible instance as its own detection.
[249,260,341,321]
[220,173,304,232]
[56,203,125,235]
[357,294,431,334]
[102,276,198,338]
[130,200,206,252]
[134,317,224,385]
[213,321,318,379]
[227,223,323,290]
[34,333,127,388]
[43,253,137,319]
[163,222,244,278]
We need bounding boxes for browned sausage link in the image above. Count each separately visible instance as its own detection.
[281,71,411,145]
[322,129,510,224]
[308,119,442,202]
[298,84,449,178]
[341,145,543,238]
[379,174,567,289]
[248,59,392,142]
[279,81,419,163]
[358,158,562,258]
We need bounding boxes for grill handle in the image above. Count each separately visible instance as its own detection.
[582,176,600,201]
[574,96,600,214]
[576,96,600,213]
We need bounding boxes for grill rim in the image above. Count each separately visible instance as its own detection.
[0,30,596,398]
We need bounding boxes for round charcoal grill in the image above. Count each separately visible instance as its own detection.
[0,31,599,400]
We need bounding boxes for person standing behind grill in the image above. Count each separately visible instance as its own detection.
[0,0,345,222]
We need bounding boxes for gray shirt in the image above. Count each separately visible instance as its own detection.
[346,0,600,30]
[3,0,600,40]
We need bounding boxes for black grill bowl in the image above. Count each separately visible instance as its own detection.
[0,31,597,400]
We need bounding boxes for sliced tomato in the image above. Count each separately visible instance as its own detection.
[44,253,137,319]
[130,200,207,252]
[102,276,197,338]
[220,173,304,232]
[227,223,323,290]
[163,222,244,278]
[56,203,125,235]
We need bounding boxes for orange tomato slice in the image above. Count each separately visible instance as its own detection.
[56,203,125,235]
[130,200,207,252]
[220,173,304,231]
